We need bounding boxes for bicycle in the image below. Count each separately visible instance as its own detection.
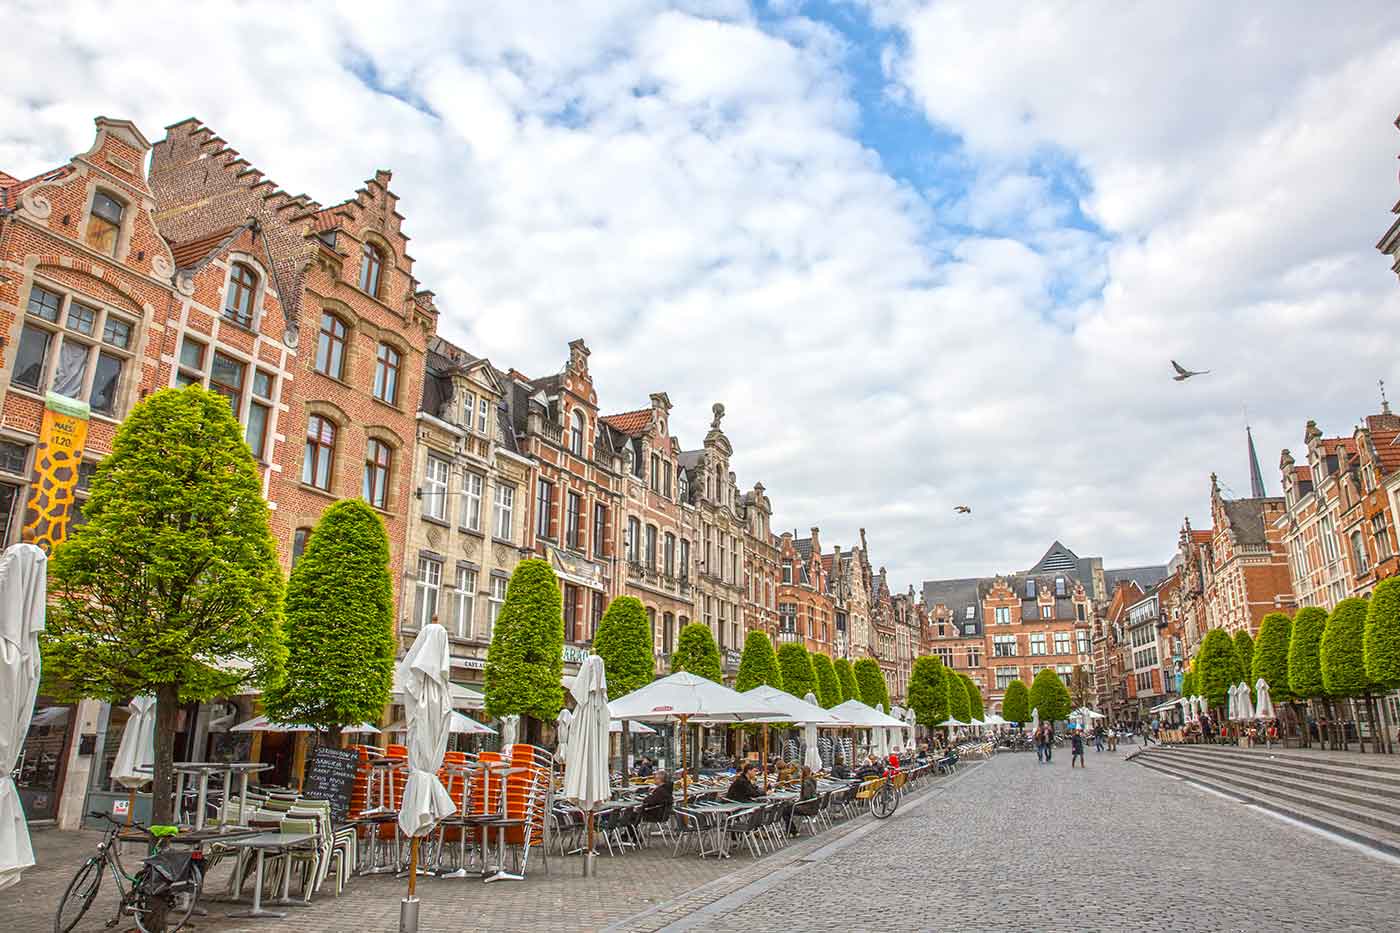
[55,812,204,933]
[869,769,904,820]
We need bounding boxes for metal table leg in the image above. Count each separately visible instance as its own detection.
[227,849,285,919]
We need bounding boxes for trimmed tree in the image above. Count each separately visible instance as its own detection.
[907,656,949,727]
[1197,627,1241,714]
[962,673,984,721]
[264,499,394,741]
[1252,612,1293,702]
[853,657,890,711]
[1180,669,1197,701]
[1001,679,1030,724]
[834,658,859,704]
[776,642,818,701]
[811,653,840,708]
[43,386,285,823]
[592,596,654,700]
[1288,606,1328,703]
[946,668,971,722]
[1028,668,1071,723]
[735,630,783,693]
[1233,631,1255,701]
[670,622,722,683]
[484,558,565,723]
[1365,577,1400,688]
[1321,598,1371,697]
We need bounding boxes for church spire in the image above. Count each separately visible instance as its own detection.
[1247,424,1267,498]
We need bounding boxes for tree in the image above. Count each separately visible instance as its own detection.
[1001,679,1030,724]
[1233,630,1255,700]
[1364,577,1400,688]
[1028,668,1071,722]
[591,596,654,700]
[1252,611,1294,702]
[811,653,840,708]
[776,642,817,700]
[834,658,859,703]
[946,668,971,722]
[961,673,984,721]
[264,499,393,741]
[43,386,284,823]
[484,558,565,722]
[670,622,722,682]
[907,656,948,727]
[1288,606,1328,701]
[735,630,782,693]
[853,657,890,710]
[1197,627,1241,713]
[1321,598,1371,697]
[1068,664,1092,709]
[1180,669,1197,700]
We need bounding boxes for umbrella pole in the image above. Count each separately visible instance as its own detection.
[408,837,419,897]
[583,810,596,876]
[680,715,689,803]
[762,726,769,792]
[125,788,136,828]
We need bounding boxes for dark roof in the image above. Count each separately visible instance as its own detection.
[419,350,456,418]
[1222,498,1278,547]
[1103,565,1168,594]
[1028,541,1079,574]
[793,537,813,562]
[922,577,982,620]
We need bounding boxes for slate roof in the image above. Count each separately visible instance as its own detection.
[1223,498,1275,547]
[922,577,982,622]
[793,537,814,562]
[601,408,651,436]
[1103,564,1169,594]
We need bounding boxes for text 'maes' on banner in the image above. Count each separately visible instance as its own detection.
[22,392,91,554]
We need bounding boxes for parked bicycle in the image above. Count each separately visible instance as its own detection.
[869,768,907,819]
[55,812,204,933]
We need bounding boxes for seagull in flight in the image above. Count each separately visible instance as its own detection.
[954,505,972,514]
[1171,360,1210,382]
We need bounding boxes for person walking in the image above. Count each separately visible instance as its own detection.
[1034,726,1045,764]
[1070,729,1085,768]
[1093,724,1105,753]
[1043,724,1054,764]
[1107,726,1118,752]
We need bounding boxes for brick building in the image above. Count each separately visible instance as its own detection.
[1094,580,1143,723]
[923,577,987,698]
[776,527,834,657]
[740,483,779,644]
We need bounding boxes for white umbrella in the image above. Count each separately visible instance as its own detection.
[609,719,656,734]
[740,686,838,789]
[1254,678,1276,720]
[384,712,496,736]
[937,718,966,728]
[564,656,611,875]
[229,715,380,734]
[801,693,823,771]
[1031,708,1041,735]
[499,714,521,747]
[396,622,455,907]
[1236,681,1255,721]
[556,708,573,763]
[1227,684,1239,722]
[110,696,156,790]
[0,544,45,891]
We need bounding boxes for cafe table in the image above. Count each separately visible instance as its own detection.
[480,762,527,882]
[172,762,232,831]
[219,762,272,829]
[686,800,759,858]
[221,830,319,919]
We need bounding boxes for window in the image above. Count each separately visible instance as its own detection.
[209,352,244,412]
[423,455,449,521]
[359,242,383,296]
[561,584,578,640]
[1025,579,1037,598]
[664,532,676,577]
[1056,664,1073,685]
[1040,605,1052,619]
[535,478,554,539]
[302,415,336,490]
[782,561,792,584]
[645,524,658,569]
[967,646,981,668]
[246,370,274,461]
[14,286,133,415]
[680,539,690,580]
[995,667,1018,689]
[1076,603,1086,622]
[291,527,311,567]
[1350,530,1370,576]
[649,453,661,492]
[0,441,29,476]
[565,491,582,549]
[494,484,515,540]
[373,343,400,405]
[452,567,477,639]
[1320,515,1340,563]
[1029,633,1047,656]
[487,576,508,635]
[994,606,1011,625]
[1055,577,1066,597]
[1373,513,1392,560]
[12,326,52,392]
[86,191,124,255]
[460,472,483,531]
[569,410,585,456]
[964,605,975,619]
[964,624,976,636]
[462,392,476,428]
[477,397,489,435]
[177,336,205,385]
[592,592,606,640]
[626,516,641,563]
[662,612,675,655]
[719,535,727,582]
[414,556,442,628]
[315,313,347,379]
[630,439,644,478]
[993,634,1017,657]
[1077,630,1091,654]
[224,262,258,327]
[1054,631,1072,655]
[593,503,606,558]
[68,302,96,335]
[362,439,391,509]
[28,285,61,321]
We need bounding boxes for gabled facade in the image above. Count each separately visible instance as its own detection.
[740,483,779,645]
[776,527,834,658]
[1095,580,1144,723]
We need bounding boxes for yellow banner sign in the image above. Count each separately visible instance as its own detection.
[22,393,91,554]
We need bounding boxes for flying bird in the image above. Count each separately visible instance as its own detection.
[1171,360,1210,381]
[954,505,972,514]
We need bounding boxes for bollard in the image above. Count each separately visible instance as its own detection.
[582,850,596,877]
[400,896,420,933]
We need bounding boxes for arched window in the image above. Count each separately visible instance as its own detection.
[86,191,125,255]
[373,343,401,404]
[303,414,337,490]
[569,409,585,456]
[224,262,259,327]
[363,438,392,508]
[359,242,384,297]
[291,527,312,567]
[315,312,347,379]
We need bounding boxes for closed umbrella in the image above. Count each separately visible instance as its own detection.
[110,695,156,826]
[1254,679,1276,720]
[1227,684,1239,722]
[500,714,521,747]
[397,622,455,921]
[802,693,822,772]
[1236,682,1255,721]
[564,655,610,876]
[0,544,45,891]
[1030,708,1041,736]
[556,708,573,764]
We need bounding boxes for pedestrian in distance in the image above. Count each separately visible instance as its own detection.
[1070,729,1085,768]
[1034,726,1045,764]
[1043,724,1054,764]
[1093,724,1105,753]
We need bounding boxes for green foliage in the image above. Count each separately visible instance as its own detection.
[1364,578,1400,689]
[591,596,654,700]
[1252,611,1293,702]
[1232,631,1255,700]
[1197,627,1241,711]
[264,499,393,736]
[907,656,948,726]
[1180,669,1197,699]
[1321,597,1371,697]
[1287,606,1328,700]
[834,658,859,703]
[961,673,984,721]
[776,642,817,701]
[43,386,285,822]
[811,653,840,708]
[735,630,782,693]
[853,657,890,711]
[1028,668,1071,722]
[946,667,971,722]
[484,558,565,720]
[670,622,722,683]
[1001,679,1030,723]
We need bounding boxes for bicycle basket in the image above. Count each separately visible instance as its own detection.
[138,850,197,897]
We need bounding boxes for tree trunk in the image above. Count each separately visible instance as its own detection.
[152,683,181,825]
[621,721,631,779]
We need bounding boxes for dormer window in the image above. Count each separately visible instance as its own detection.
[359,242,384,297]
[224,262,259,328]
[1054,576,1066,597]
[86,191,124,255]
[1024,579,1037,599]
[569,409,585,456]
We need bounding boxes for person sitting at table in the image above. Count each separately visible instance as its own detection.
[640,769,673,811]
[636,756,655,778]
[914,746,930,765]
[887,749,901,770]
[787,766,819,835]
[726,763,765,802]
[830,756,852,780]
[854,756,884,781]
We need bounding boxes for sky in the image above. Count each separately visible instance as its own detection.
[5,1,1400,587]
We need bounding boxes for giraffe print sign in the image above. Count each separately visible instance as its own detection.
[21,393,90,555]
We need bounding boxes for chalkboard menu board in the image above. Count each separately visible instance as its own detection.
[301,746,359,822]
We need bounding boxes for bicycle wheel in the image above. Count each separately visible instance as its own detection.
[133,863,202,933]
[54,857,103,933]
[870,786,897,819]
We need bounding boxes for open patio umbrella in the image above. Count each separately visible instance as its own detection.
[110,695,156,826]
[1254,678,1276,720]
[564,656,610,876]
[0,544,45,891]
[741,686,841,789]
[397,622,455,920]
[229,715,380,734]
[609,719,656,734]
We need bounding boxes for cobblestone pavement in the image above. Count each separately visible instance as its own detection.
[8,768,969,933]
[652,749,1400,933]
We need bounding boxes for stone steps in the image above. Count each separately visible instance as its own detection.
[1167,741,1400,780]
[1160,743,1400,799]
[1133,745,1400,858]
